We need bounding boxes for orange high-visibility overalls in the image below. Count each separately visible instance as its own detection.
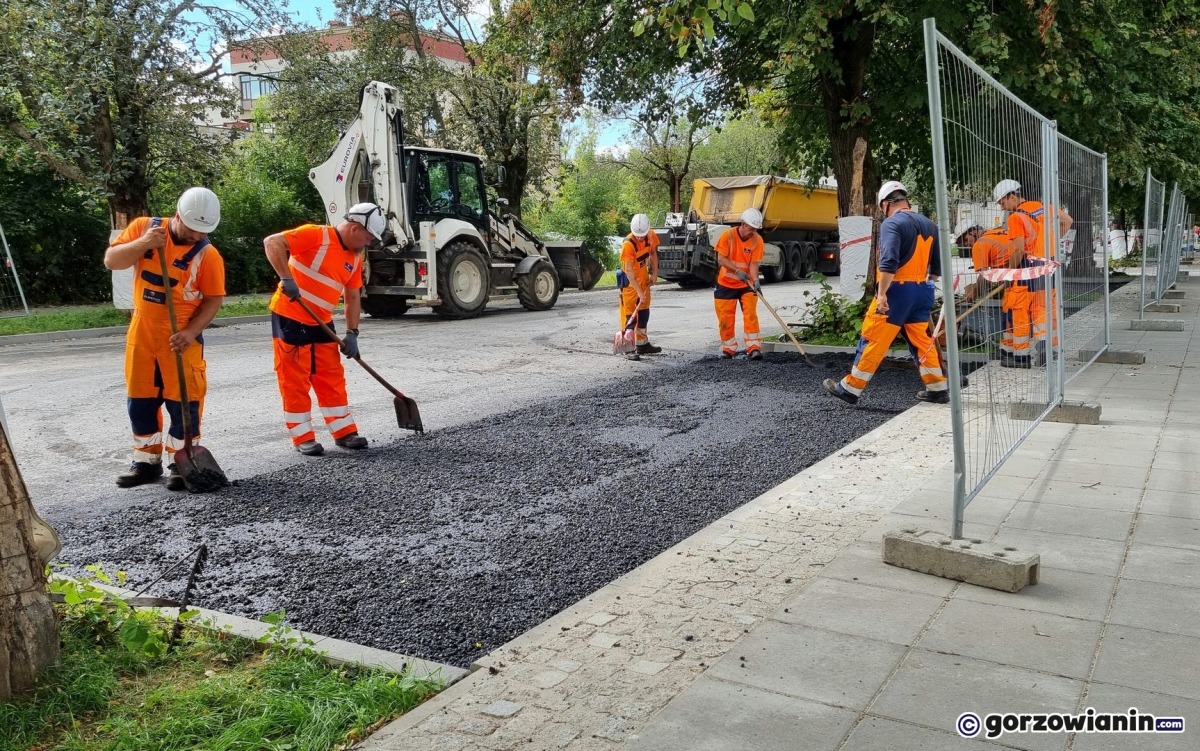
[112,217,226,465]
[269,224,363,446]
[713,227,764,356]
[971,228,1032,362]
[1007,202,1057,348]
[618,232,658,344]
[841,211,948,397]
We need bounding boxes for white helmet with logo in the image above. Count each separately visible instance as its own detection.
[877,180,908,208]
[346,202,387,241]
[740,207,764,229]
[630,213,651,237]
[993,179,1021,204]
[177,187,221,234]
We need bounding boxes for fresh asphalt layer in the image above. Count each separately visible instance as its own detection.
[53,351,924,667]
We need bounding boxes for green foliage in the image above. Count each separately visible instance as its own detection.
[211,132,324,294]
[0,160,112,305]
[3,571,440,751]
[792,274,868,346]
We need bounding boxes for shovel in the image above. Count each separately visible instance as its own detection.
[612,309,639,355]
[155,248,228,493]
[751,286,817,366]
[293,298,424,433]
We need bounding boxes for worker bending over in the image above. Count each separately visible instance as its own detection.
[617,213,661,360]
[714,208,766,360]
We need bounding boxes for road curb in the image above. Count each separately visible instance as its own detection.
[0,314,273,347]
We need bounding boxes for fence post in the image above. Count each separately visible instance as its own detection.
[0,221,30,317]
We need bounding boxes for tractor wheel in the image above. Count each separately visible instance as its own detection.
[517,259,561,311]
[434,242,491,319]
[361,294,409,318]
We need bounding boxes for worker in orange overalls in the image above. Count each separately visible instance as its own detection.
[714,208,766,360]
[617,213,661,360]
[825,181,948,405]
[104,187,226,490]
[994,179,1072,362]
[959,222,1033,367]
[263,203,385,456]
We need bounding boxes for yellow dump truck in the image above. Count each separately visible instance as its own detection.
[656,175,842,287]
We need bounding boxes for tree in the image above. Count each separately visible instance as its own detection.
[0,0,286,229]
[618,105,708,214]
[1,419,57,699]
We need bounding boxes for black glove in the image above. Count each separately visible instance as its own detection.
[280,278,301,301]
[340,330,360,359]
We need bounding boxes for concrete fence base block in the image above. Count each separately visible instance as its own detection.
[1010,400,1101,424]
[883,529,1040,593]
[1130,319,1185,331]
[1164,290,1187,299]
[1145,303,1182,313]
[1077,349,1147,365]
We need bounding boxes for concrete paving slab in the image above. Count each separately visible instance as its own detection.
[1146,467,1200,494]
[892,492,1018,527]
[1020,481,1143,513]
[706,620,907,710]
[1031,460,1150,490]
[624,678,858,751]
[1139,491,1200,520]
[1120,543,1200,588]
[980,529,1127,576]
[870,513,998,542]
[1131,513,1200,551]
[917,599,1103,679]
[1093,624,1200,700]
[1109,578,1200,639]
[954,567,1117,622]
[1004,502,1134,542]
[1054,445,1158,469]
[841,716,1006,750]
[1072,682,1199,750]
[772,578,943,646]
[870,650,1080,751]
[818,541,958,598]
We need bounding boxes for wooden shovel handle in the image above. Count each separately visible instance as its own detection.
[155,243,194,447]
[293,297,404,397]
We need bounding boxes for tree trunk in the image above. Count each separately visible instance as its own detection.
[0,419,59,700]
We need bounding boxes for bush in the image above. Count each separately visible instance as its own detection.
[792,274,870,346]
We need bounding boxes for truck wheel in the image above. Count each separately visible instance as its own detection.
[517,259,561,311]
[361,295,409,318]
[434,242,491,319]
[783,243,803,281]
[763,260,787,283]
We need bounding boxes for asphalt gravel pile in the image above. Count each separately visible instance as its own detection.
[57,352,925,667]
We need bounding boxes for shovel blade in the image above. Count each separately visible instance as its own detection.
[173,445,229,493]
[394,394,424,433]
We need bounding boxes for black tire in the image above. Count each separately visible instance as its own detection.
[361,294,409,318]
[783,242,803,281]
[517,259,561,311]
[434,241,491,319]
[763,257,787,283]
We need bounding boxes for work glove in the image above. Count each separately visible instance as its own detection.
[280,278,301,301]
[736,270,751,285]
[340,331,360,360]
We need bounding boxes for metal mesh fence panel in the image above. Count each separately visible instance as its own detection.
[1158,188,1186,296]
[1057,135,1109,384]
[1139,170,1166,317]
[925,19,1108,537]
[0,221,29,318]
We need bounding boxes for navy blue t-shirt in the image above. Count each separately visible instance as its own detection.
[878,210,941,278]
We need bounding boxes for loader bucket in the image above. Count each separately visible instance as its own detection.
[576,247,604,291]
[546,242,603,291]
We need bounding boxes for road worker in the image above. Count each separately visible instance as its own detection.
[961,222,1033,367]
[263,203,384,456]
[714,208,766,360]
[104,187,225,490]
[824,181,948,405]
[617,213,661,360]
[994,179,1072,361]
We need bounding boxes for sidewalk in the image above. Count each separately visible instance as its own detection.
[360,280,1198,750]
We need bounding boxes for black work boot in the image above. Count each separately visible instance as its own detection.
[636,342,663,355]
[165,464,186,492]
[916,389,950,404]
[823,378,859,405]
[334,432,368,450]
[719,351,734,360]
[748,349,763,361]
[296,440,325,456]
[116,462,163,488]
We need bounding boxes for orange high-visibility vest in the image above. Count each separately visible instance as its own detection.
[972,228,1016,270]
[269,224,364,324]
[1007,200,1048,259]
[715,227,764,288]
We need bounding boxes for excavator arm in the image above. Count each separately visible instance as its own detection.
[309,81,413,248]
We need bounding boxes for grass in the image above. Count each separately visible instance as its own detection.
[596,270,617,288]
[1,580,439,751]
[0,295,273,336]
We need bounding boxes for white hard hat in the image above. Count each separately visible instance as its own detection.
[630,214,651,237]
[346,202,387,241]
[176,187,221,234]
[953,219,978,241]
[740,207,764,229]
[993,179,1021,204]
[877,180,908,207]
